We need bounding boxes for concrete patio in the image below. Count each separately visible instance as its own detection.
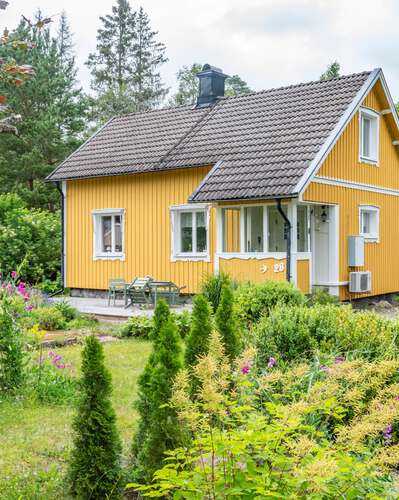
[53,296,192,320]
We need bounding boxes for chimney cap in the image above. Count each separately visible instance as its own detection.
[197,64,228,77]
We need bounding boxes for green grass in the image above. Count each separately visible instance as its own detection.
[0,338,151,499]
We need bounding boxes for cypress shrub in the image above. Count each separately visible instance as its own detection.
[68,335,122,499]
[215,283,241,363]
[132,315,183,483]
[131,299,170,463]
[185,294,212,368]
[201,272,232,313]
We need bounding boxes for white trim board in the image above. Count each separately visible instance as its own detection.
[295,68,399,198]
[312,175,399,197]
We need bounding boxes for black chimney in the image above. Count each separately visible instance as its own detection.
[196,64,228,108]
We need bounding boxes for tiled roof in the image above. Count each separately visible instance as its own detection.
[47,71,372,201]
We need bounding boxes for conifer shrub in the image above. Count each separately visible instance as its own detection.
[185,294,212,368]
[132,314,183,483]
[131,299,170,467]
[68,335,122,499]
[215,283,241,363]
[0,310,25,391]
[235,280,306,328]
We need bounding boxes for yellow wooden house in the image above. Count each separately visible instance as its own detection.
[47,65,399,300]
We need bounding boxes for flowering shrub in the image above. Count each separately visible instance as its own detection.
[30,350,77,404]
[129,335,395,498]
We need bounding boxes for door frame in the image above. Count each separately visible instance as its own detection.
[310,202,340,296]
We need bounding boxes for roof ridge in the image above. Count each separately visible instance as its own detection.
[217,70,374,102]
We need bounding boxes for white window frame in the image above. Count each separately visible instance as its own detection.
[92,208,125,260]
[359,205,379,242]
[170,204,210,261]
[359,108,379,165]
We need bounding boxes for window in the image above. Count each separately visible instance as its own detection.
[268,206,287,252]
[92,209,125,260]
[171,204,209,260]
[244,206,264,252]
[359,206,379,241]
[360,108,379,163]
[297,205,309,252]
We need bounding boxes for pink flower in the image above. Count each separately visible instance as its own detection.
[10,271,17,279]
[241,364,251,375]
[17,282,26,291]
[25,304,33,312]
[53,355,62,363]
[56,363,65,369]
[320,365,329,372]
[335,356,345,364]
[395,396,399,401]
[22,293,29,301]
[48,351,55,358]
[267,357,277,368]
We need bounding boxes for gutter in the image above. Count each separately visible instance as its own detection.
[276,199,292,282]
[53,181,65,295]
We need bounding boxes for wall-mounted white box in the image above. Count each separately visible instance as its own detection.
[348,236,364,267]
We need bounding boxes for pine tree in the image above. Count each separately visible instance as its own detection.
[184,294,213,397]
[132,313,183,482]
[131,299,170,462]
[69,335,122,499]
[320,61,341,81]
[0,13,87,209]
[87,1,167,122]
[225,74,252,96]
[215,283,241,363]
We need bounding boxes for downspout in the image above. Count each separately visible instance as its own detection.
[53,181,65,295]
[276,199,292,283]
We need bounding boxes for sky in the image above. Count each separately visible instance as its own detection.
[2,0,399,100]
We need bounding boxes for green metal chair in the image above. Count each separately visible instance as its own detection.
[125,276,153,307]
[107,278,127,306]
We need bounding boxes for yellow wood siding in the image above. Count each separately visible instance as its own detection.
[219,257,287,284]
[66,167,214,293]
[296,259,310,294]
[223,209,241,252]
[304,181,399,299]
[318,84,399,189]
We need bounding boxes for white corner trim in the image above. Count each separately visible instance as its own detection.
[61,181,67,288]
[294,68,381,195]
[313,175,399,197]
[91,208,125,215]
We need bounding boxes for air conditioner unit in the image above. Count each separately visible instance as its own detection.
[349,271,371,293]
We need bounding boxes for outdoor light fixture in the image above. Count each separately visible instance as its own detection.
[321,206,328,223]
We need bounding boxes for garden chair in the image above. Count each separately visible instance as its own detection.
[125,276,154,307]
[107,278,127,306]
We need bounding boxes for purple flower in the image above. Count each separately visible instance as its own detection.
[241,364,250,375]
[56,363,65,369]
[395,396,399,401]
[10,271,17,279]
[48,351,55,358]
[52,355,62,363]
[267,357,276,368]
[383,424,393,444]
[335,356,345,364]
[320,365,329,372]
[25,304,33,312]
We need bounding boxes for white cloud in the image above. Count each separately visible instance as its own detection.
[1,0,399,100]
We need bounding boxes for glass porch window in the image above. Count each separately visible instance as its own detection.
[297,205,309,252]
[244,206,264,252]
[268,206,287,252]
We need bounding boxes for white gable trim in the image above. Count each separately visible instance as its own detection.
[295,68,382,198]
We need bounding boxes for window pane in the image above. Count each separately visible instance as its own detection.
[101,216,112,252]
[114,215,122,252]
[196,211,207,253]
[297,206,308,252]
[268,206,287,252]
[180,212,193,252]
[362,117,371,157]
[362,211,371,234]
[245,206,263,252]
[222,208,241,252]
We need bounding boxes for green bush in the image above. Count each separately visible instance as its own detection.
[201,272,234,313]
[255,304,399,365]
[0,193,61,284]
[307,288,340,306]
[67,314,98,330]
[69,335,122,499]
[27,306,67,331]
[119,315,153,338]
[215,283,241,363]
[172,310,192,339]
[0,308,25,391]
[53,300,77,322]
[235,280,306,328]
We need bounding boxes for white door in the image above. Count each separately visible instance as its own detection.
[311,205,330,284]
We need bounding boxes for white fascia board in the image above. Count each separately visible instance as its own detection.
[294,68,381,196]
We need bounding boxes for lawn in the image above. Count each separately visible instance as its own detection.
[0,338,151,499]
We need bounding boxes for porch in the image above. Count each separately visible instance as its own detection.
[214,200,340,296]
